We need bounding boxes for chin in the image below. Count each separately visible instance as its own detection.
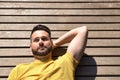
[32,46,52,57]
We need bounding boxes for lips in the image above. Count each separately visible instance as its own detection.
[38,46,46,51]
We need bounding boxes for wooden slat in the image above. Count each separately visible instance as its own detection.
[0,9,120,15]
[0,24,120,30]
[0,31,119,38]
[76,66,120,75]
[89,31,120,38]
[0,78,8,80]
[0,48,32,56]
[87,39,120,47]
[0,16,120,22]
[85,48,120,56]
[0,0,120,2]
[0,39,119,47]
[0,58,33,66]
[0,66,120,76]
[0,48,120,56]
[0,31,30,38]
[0,0,119,80]
[0,57,120,66]
[0,3,120,9]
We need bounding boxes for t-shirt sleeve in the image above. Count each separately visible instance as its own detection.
[57,51,79,69]
[64,51,79,67]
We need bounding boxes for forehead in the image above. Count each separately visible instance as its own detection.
[31,30,49,38]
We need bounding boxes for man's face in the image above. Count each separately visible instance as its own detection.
[30,30,53,57]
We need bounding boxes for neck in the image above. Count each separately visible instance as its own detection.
[34,52,52,62]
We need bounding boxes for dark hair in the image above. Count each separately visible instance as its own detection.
[30,24,51,38]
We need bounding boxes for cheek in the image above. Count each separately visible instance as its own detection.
[46,41,53,46]
[31,43,38,49]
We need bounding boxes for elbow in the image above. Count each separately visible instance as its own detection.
[79,26,88,34]
[72,26,88,36]
[82,26,88,32]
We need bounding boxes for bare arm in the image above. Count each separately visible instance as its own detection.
[53,26,88,61]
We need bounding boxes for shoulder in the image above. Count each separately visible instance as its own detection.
[8,63,30,79]
[56,52,78,65]
[11,63,31,73]
[16,63,30,69]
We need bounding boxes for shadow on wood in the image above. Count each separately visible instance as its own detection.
[52,47,67,59]
[75,53,97,80]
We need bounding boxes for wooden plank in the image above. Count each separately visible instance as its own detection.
[0,31,119,38]
[80,57,120,66]
[85,48,120,56]
[0,57,120,66]
[0,0,120,2]
[0,31,30,38]
[0,24,120,30]
[0,16,119,22]
[0,78,8,80]
[0,3,120,9]
[0,48,32,56]
[53,48,120,56]
[89,31,120,38]
[0,1,119,80]
[0,78,6,80]
[0,39,119,47]
[0,58,34,66]
[76,66,120,76]
[0,9,120,15]
[0,39,30,47]
[87,39,120,47]
[0,48,120,56]
[0,66,120,76]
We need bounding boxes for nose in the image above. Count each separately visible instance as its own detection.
[39,39,44,46]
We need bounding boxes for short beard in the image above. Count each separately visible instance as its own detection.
[32,46,52,57]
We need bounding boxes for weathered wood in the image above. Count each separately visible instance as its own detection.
[0,16,120,22]
[0,39,119,47]
[75,66,120,75]
[0,31,120,38]
[0,48,120,56]
[0,0,120,2]
[0,9,120,15]
[87,39,120,47]
[0,48,32,56]
[0,24,120,30]
[0,0,120,80]
[0,3,120,9]
[85,48,120,56]
[0,57,120,66]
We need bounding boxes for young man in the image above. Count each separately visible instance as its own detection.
[8,24,88,80]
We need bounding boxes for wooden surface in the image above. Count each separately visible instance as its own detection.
[0,0,120,80]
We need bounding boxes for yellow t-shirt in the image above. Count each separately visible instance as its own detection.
[8,52,78,80]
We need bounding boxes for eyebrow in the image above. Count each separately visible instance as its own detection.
[33,36,50,40]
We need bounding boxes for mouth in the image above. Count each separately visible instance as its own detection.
[38,47,46,51]
[32,45,52,56]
